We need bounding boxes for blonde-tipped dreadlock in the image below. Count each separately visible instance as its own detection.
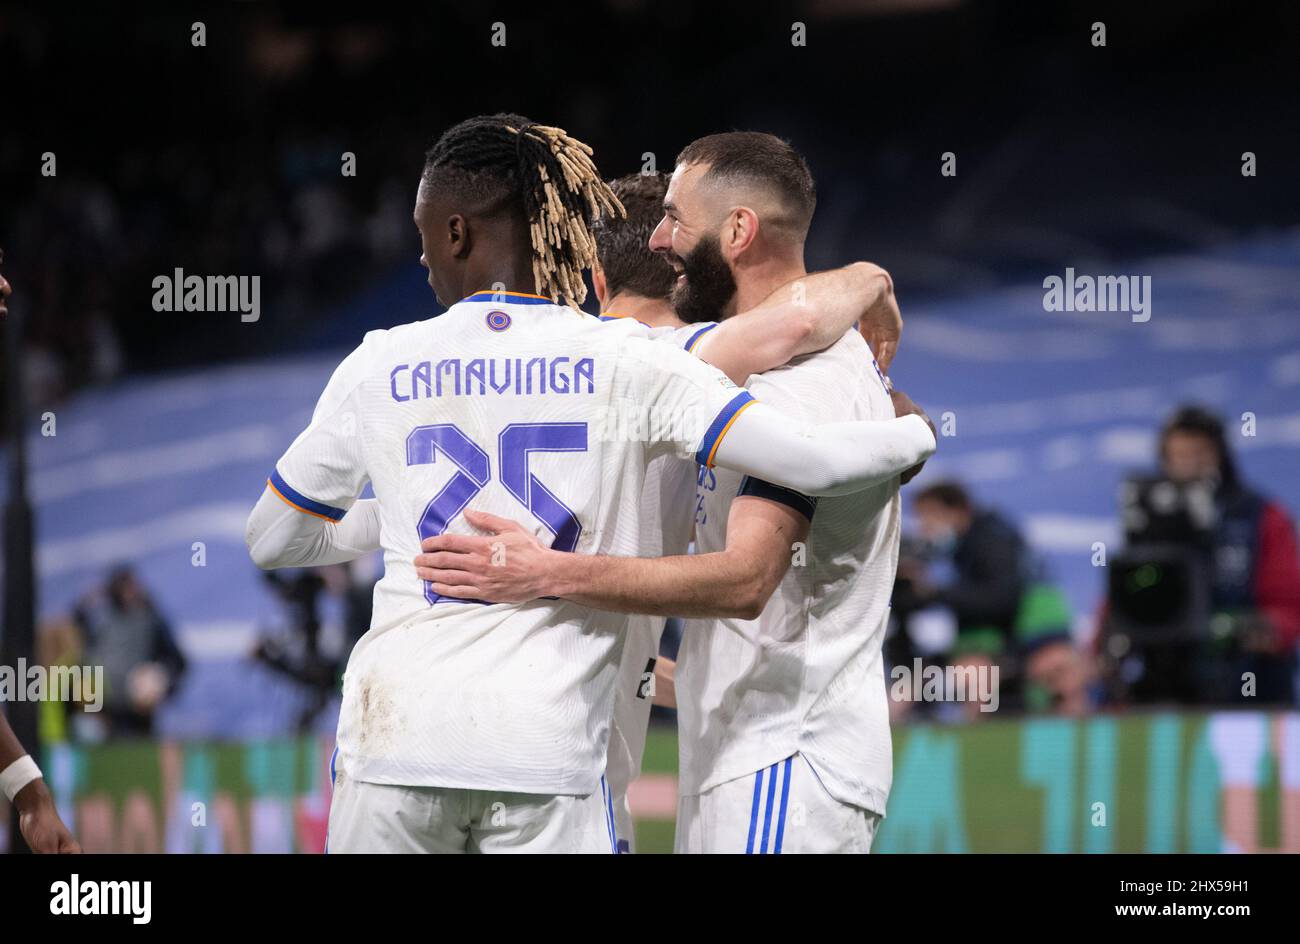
[422,114,624,308]
[510,123,624,307]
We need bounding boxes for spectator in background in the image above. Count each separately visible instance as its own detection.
[73,566,188,739]
[902,482,1029,656]
[891,482,1035,719]
[1022,632,1096,717]
[1159,405,1300,703]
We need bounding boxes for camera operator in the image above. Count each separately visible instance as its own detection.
[252,563,375,733]
[1159,406,1300,703]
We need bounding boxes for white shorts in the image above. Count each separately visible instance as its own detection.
[674,753,881,854]
[327,756,618,854]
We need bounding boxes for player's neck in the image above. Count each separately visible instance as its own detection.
[732,253,807,316]
[602,292,683,329]
[461,256,540,303]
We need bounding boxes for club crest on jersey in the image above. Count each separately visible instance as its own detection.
[486,310,512,332]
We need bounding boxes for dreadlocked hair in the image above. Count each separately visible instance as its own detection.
[422,113,624,308]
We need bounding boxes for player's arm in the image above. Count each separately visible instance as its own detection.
[245,337,377,570]
[693,261,900,383]
[1,713,81,853]
[246,489,381,569]
[416,494,808,620]
[630,338,935,497]
[703,392,935,497]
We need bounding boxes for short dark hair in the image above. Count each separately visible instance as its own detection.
[676,131,816,237]
[914,481,972,511]
[591,172,675,301]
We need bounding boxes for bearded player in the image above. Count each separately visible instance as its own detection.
[583,171,909,851]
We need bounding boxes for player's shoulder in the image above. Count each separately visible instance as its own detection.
[371,319,423,341]
[338,321,418,365]
[749,331,882,413]
[593,314,716,351]
[589,313,657,346]
[324,319,437,383]
[608,330,716,380]
[779,330,876,382]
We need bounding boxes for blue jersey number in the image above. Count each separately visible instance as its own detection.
[406,422,588,604]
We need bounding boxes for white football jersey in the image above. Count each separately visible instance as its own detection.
[270,292,753,795]
[600,318,711,809]
[676,330,901,815]
[602,452,697,806]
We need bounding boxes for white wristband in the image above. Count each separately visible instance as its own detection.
[1,755,43,804]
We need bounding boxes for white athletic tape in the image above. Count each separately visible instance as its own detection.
[1,755,42,804]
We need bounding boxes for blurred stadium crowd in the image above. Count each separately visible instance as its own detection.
[4,1,1300,747]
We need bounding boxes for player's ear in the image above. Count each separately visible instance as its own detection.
[447,214,471,259]
[724,206,759,260]
[592,262,608,306]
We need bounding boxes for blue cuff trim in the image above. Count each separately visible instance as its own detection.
[694,391,756,467]
[269,469,347,522]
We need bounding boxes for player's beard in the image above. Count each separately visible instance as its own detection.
[669,235,737,325]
